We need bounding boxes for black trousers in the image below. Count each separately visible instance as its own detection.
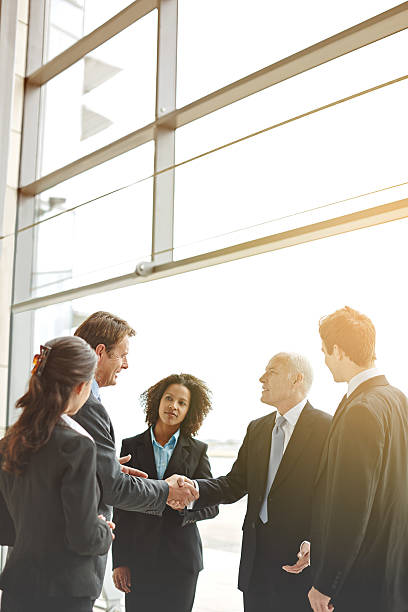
[243,521,311,612]
[124,568,198,612]
[244,584,311,612]
[1,590,93,612]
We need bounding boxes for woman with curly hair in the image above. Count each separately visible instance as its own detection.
[0,336,113,612]
[112,373,219,612]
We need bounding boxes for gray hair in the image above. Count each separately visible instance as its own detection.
[274,352,313,394]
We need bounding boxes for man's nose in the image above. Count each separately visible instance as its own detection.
[121,357,128,369]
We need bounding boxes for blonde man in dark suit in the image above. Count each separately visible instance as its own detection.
[309,306,408,612]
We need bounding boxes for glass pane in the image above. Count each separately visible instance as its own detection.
[30,216,408,612]
[176,30,408,163]
[177,0,398,106]
[45,0,137,62]
[173,78,408,259]
[40,11,157,176]
[31,143,154,297]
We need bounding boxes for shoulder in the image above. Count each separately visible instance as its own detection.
[122,430,148,445]
[54,424,95,457]
[244,413,274,437]
[121,431,147,452]
[187,436,208,454]
[304,404,332,427]
[74,395,111,430]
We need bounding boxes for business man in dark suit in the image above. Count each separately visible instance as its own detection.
[73,312,198,596]
[188,352,331,611]
[308,306,408,612]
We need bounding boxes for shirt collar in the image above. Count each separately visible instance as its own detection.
[61,413,94,442]
[347,367,381,397]
[150,426,180,449]
[278,397,307,427]
[91,378,101,402]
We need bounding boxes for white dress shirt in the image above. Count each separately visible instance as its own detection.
[347,367,381,397]
[278,397,308,452]
[61,413,94,442]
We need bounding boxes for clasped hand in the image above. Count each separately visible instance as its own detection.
[165,474,199,509]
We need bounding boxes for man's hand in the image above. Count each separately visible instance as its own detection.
[165,474,199,509]
[113,566,131,593]
[282,540,310,574]
[119,455,148,478]
[308,586,334,611]
[98,514,116,540]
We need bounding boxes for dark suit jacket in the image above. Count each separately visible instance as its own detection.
[195,402,331,592]
[74,393,169,519]
[0,424,112,599]
[312,376,408,612]
[112,429,218,583]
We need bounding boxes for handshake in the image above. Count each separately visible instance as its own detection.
[165,474,199,510]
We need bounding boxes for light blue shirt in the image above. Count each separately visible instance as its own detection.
[91,378,101,402]
[150,427,180,479]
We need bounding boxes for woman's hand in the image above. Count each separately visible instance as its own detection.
[113,566,131,593]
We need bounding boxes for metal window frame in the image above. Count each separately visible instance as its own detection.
[11,197,408,313]
[0,0,19,236]
[19,2,408,197]
[8,0,408,401]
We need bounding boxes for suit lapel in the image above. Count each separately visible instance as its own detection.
[134,429,158,480]
[270,403,314,493]
[163,434,190,480]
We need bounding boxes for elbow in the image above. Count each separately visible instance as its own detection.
[66,524,111,556]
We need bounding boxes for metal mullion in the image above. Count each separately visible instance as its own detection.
[7,0,48,426]
[11,197,408,314]
[26,0,159,85]
[0,0,19,221]
[20,123,156,195]
[20,2,408,199]
[151,0,178,265]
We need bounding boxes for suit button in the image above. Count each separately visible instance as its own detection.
[251,522,255,529]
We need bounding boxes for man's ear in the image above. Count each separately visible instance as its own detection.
[94,344,106,362]
[332,344,344,360]
[293,372,304,386]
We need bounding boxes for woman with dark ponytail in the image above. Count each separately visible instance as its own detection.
[0,336,113,612]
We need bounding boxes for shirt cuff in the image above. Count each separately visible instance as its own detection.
[186,480,199,510]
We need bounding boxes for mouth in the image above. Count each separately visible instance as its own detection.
[165,412,178,417]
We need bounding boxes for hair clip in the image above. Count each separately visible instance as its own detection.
[31,345,52,377]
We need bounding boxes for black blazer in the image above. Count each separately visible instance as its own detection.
[74,394,169,519]
[0,424,112,599]
[312,376,408,612]
[195,403,331,592]
[112,429,219,579]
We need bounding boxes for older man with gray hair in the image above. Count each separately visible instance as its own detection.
[186,352,331,612]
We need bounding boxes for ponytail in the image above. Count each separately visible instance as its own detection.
[0,336,96,474]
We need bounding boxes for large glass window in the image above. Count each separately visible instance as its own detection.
[46,0,138,62]
[40,11,157,176]
[174,79,408,258]
[177,0,399,106]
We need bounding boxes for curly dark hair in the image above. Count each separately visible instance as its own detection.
[142,373,212,437]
